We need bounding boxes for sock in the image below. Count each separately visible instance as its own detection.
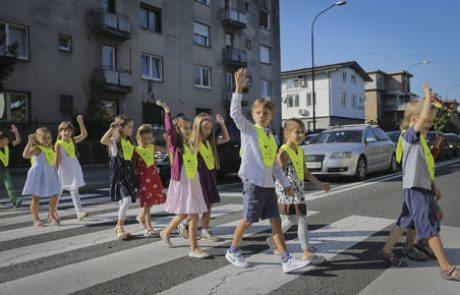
[229,244,238,253]
[201,228,209,235]
[280,251,290,263]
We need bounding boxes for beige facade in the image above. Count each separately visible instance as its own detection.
[1,0,281,130]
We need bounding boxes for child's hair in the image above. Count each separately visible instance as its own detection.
[0,131,8,140]
[190,113,220,169]
[251,98,275,114]
[57,121,74,140]
[172,115,191,152]
[283,118,306,143]
[136,124,153,138]
[402,100,437,131]
[112,115,134,158]
[35,127,52,147]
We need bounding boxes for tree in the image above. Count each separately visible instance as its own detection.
[84,81,112,139]
[433,108,457,133]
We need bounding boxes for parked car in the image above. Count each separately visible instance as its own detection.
[425,131,452,160]
[443,133,460,157]
[302,125,397,180]
[386,131,400,148]
[304,133,319,145]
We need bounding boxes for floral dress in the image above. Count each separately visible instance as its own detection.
[133,152,166,208]
[275,157,306,216]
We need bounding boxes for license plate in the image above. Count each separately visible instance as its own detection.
[306,162,321,169]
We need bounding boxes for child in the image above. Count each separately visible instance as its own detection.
[177,113,230,241]
[133,123,167,237]
[100,115,137,240]
[0,125,22,208]
[22,128,61,227]
[55,115,89,220]
[156,100,210,259]
[382,82,460,282]
[267,118,330,264]
[226,68,310,274]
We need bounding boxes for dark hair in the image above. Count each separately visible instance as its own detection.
[0,131,8,140]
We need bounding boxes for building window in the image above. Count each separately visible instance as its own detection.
[287,96,293,108]
[351,74,356,84]
[341,93,347,107]
[342,72,347,82]
[140,4,162,33]
[225,72,234,91]
[224,32,233,47]
[259,10,269,30]
[352,94,357,108]
[101,0,116,12]
[261,79,272,98]
[194,65,211,88]
[245,2,250,11]
[101,100,118,120]
[193,22,210,47]
[58,34,72,52]
[0,21,29,59]
[245,39,251,50]
[141,54,163,81]
[294,95,299,107]
[259,45,270,64]
[102,45,116,68]
[196,0,210,5]
[60,95,73,116]
[307,93,312,107]
[2,92,29,122]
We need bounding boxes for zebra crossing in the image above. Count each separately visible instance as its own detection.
[1,183,459,295]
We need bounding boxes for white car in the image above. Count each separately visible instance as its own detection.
[301,125,397,180]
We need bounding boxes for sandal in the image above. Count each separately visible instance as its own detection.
[441,266,460,282]
[115,226,129,241]
[136,215,146,228]
[48,212,61,226]
[144,228,159,238]
[33,220,45,227]
[160,230,173,248]
[380,249,407,267]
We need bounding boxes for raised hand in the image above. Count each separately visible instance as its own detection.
[11,124,18,133]
[234,68,247,93]
[423,82,431,96]
[76,115,84,124]
[155,99,170,113]
[28,134,36,143]
[216,113,225,125]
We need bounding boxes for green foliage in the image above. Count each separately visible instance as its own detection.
[84,81,112,139]
[434,108,459,133]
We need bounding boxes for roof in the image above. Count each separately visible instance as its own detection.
[282,61,372,82]
[367,69,413,78]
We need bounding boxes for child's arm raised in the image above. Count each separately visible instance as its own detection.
[414,82,432,133]
[11,124,21,146]
[74,115,88,144]
[303,161,331,192]
[216,114,230,145]
[230,68,251,133]
[156,100,177,148]
[22,134,37,159]
[100,123,116,146]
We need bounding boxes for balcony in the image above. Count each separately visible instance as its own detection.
[92,67,132,93]
[223,47,247,68]
[221,8,247,30]
[92,9,131,40]
[223,91,248,108]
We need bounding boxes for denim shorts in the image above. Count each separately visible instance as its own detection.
[242,181,280,223]
[396,188,441,239]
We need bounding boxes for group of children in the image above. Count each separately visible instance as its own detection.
[1,69,458,279]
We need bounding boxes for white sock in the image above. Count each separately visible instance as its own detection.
[70,189,83,215]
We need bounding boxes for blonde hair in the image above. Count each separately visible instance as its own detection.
[57,121,74,140]
[112,115,134,158]
[251,98,275,114]
[283,119,306,144]
[190,113,220,169]
[171,115,191,154]
[402,100,437,131]
[136,124,154,145]
[35,127,52,147]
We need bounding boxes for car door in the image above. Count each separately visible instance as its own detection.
[363,129,380,172]
[372,128,394,170]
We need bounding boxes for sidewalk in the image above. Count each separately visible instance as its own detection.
[1,164,110,199]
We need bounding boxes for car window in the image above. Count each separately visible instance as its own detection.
[372,128,388,141]
[313,130,363,143]
[365,129,377,142]
[387,132,400,143]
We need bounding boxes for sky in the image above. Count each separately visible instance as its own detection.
[280,0,460,101]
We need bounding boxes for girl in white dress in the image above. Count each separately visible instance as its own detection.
[22,127,62,227]
[55,115,89,220]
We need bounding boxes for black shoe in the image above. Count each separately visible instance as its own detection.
[414,240,436,260]
[13,200,22,209]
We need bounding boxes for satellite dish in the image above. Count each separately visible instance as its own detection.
[0,93,5,119]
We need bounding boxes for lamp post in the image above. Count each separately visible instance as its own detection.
[310,1,346,132]
[405,60,431,101]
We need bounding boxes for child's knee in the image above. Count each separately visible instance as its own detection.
[240,219,252,228]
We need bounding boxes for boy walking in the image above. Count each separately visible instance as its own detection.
[0,125,22,208]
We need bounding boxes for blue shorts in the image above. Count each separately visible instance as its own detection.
[396,188,440,239]
[242,181,280,223]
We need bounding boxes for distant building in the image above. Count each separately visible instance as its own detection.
[281,61,371,132]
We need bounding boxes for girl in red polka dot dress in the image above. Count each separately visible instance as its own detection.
[133,124,167,237]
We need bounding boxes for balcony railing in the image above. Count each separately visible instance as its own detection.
[92,67,132,93]
[223,90,248,108]
[223,47,247,68]
[93,9,131,40]
[221,8,247,30]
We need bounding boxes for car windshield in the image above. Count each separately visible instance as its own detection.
[387,132,400,143]
[312,130,363,144]
[425,132,437,142]
[445,135,458,143]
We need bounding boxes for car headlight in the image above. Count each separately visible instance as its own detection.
[154,152,167,161]
[449,144,454,148]
[330,152,352,159]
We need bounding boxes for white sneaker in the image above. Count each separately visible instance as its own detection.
[226,249,250,268]
[282,255,311,274]
[303,254,326,265]
[189,250,211,259]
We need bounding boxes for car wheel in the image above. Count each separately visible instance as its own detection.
[355,156,367,181]
[388,153,398,173]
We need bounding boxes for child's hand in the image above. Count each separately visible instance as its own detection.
[216,114,225,125]
[422,82,431,95]
[434,188,442,201]
[28,134,36,143]
[76,115,84,124]
[11,124,18,133]
[284,186,294,197]
[320,182,331,192]
[234,68,247,93]
[155,100,170,112]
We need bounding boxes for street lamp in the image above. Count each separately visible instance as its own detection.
[310,1,347,132]
[406,60,431,101]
